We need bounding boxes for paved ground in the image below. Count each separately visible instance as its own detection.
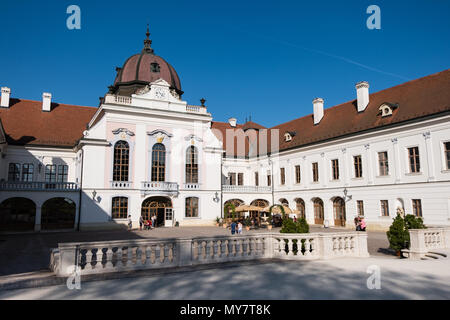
[0,226,392,277]
[1,254,449,300]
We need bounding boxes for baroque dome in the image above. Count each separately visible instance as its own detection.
[108,26,182,97]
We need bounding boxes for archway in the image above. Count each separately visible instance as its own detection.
[333,197,346,227]
[295,198,305,219]
[41,197,76,230]
[141,197,172,227]
[251,199,269,226]
[0,198,36,231]
[313,198,324,225]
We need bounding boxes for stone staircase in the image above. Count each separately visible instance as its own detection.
[420,251,448,260]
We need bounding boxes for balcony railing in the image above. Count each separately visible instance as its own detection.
[110,181,133,189]
[141,181,179,193]
[0,181,79,191]
[222,185,272,193]
[183,183,200,190]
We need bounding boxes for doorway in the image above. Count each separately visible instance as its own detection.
[333,197,346,227]
[141,196,172,227]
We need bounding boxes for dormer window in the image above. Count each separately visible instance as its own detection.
[150,63,160,73]
[284,131,296,142]
[378,103,398,117]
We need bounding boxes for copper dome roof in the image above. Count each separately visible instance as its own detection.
[109,26,182,97]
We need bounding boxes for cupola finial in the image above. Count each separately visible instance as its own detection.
[143,24,154,54]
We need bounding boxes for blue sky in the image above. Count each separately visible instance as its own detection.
[0,0,449,127]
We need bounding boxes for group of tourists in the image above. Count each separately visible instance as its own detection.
[136,215,157,230]
[354,216,366,231]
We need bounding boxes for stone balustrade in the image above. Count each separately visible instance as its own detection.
[141,181,179,192]
[0,181,79,191]
[183,183,200,190]
[222,185,272,193]
[104,94,132,105]
[110,181,133,189]
[405,227,450,259]
[186,105,207,114]
[51,232,369,276]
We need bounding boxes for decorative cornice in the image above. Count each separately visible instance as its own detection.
[147,129,173,138]
[112,128,135,136]
[184,134,203,142]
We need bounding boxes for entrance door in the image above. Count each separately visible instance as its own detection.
[314,198,324,225]
[141,197,172,228]
[333,197,346,227]
[165,208,173,227]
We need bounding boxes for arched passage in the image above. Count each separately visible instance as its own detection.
[0,197,36,231]
[313,198,324,225]
[295,198,306,219]
[142,196,172,227]
[333,197,346,227]
[41,197,76,230]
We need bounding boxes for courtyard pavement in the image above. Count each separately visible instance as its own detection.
[1,254,449,299]
[0,226,393,277]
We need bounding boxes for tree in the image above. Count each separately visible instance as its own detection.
[223,203,236,222]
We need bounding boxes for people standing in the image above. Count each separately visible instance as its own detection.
[360,217,366,231]
[139,215,144,231]
[128,215,133,231]
[231,221,236,235]
[151,215,156,229]
[237,221,243,234]
[354,216,360,231]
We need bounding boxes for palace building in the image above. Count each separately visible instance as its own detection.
[0,29,449,232]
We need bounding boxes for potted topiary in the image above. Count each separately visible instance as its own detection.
[386,214,409,257]
[215,216,220,227]
[244,217,251,231]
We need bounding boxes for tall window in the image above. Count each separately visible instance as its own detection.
[357,200,364,216]
[185,146,198,183]
[21,164,34,182]
[445,142,450,170]
[238,173,244,186]
[57,165,68,182]
[408,147,420,173]
[354,155,362,178]
[378,152,389,176]
[111,197,128,219]
[151,143,166,182]
[185,197,199,217]
[8,163,21,181]
[295,165,301,184]
[280,168,285,185]
[113,140,129,181]
[255,172,259,186]
[45,164,57,182]
[381,200,389,217]
[331,159,339,180]
[412,199,422,217]
[228,172,236,185]
[312,162,319,182]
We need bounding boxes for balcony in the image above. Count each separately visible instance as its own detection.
[141,181,179,195]
[0,181,79,192]
[222,185,272,193]
[110,181,133,189]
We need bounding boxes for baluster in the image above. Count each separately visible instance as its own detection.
[143,246,150,266]
[168,243,174,263]
[105,247,114,269]
[238,239,244,256]
[150,245,156,264]
[192,241,198,260]
[223,240,229,257]
[210,241,215,260]
[201,241,206,260]
[159,243,165,263]
[85,248,93,270]
[304,239,311,257]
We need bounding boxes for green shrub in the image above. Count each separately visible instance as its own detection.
[386,214,409,252]
[404,214,426,230]
[280,217,310,234]
[297,218,309,234]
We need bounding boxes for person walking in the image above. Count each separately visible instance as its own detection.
[151,215,156,229]
[237,221,243,234]
[139,215,144,231]
[127,215,133,231]
[231,221,236,235]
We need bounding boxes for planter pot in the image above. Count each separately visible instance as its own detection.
[267,225,272,230]
[245,226,250,231]
[396,250,402,257]
[223,224,228,229]
[216,223,219,227]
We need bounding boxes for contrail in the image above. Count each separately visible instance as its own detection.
[232,28,412,81]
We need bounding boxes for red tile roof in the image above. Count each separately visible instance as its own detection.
[0,98,97,147]
[212,69,450,157]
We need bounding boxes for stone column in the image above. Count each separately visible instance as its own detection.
[321,152,327,187]
[391,138,401,183]
[342,148,349,186]
[34,206,42,231]
[364,144,374,184]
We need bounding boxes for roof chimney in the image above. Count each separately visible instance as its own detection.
[42,92,52,112]
[313,98,324,125]
[1,87,11,108]
[356,81,369,112]
[228,117,237,127]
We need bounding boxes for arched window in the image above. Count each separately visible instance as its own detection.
[152,143,166,182]
[296,198,305,219]
[313,198,324,225]
[0,197,36,231]
[112,197,128,219]
[185,197,199,217]
[186,146,198,183]
[113,141,129,181]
